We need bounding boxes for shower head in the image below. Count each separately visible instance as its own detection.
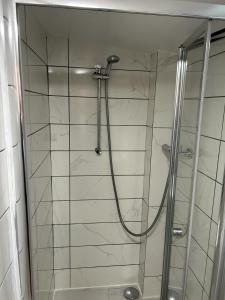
[107,55,120,64]
[105,55,120,76]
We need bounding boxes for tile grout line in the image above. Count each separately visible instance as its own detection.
[67,38,72,288]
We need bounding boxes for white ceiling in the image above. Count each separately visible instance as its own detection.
[30,6,206,52]
[18,0,225,19]
[177,0,225,3]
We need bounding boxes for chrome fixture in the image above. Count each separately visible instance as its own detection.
[105,55,120,76]
[161,47,188,300]
[172,227,185,238]
[93,65,103,155]
[182,21,212,299]
[93,55,120,156]
[168,289,182,300]
[162,144,193,160]
[123,287,140,300]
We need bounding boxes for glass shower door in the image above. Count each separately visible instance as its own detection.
[161,20,212,300]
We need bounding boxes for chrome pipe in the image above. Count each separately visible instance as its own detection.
[161,47,187,300]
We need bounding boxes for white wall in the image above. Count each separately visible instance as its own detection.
[0,1,30,299]
[47,35,157,291]
[18,5,54,300]
[185,28,225,300]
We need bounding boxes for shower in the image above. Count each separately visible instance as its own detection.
[105,55,120,76]
[93,55,170,237]
[12,4,225,300]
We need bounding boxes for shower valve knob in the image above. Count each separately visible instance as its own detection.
[172,227,185,237]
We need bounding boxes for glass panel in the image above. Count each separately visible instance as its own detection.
[168,25,211,300]
[192,20,225,300]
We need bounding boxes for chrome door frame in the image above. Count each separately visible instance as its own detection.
[182,20,212,300]
[160,46,188,300]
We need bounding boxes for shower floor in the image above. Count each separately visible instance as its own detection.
[53,286,157,300]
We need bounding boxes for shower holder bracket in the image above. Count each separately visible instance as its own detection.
[162,144,193,160]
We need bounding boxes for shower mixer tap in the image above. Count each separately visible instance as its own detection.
[162,144,193,160]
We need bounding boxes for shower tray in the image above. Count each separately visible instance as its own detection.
[53,285,156,300]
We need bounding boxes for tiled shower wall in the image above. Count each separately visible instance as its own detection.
[0,1,30,300]
[185,32,225,299]
[47,35,158,290]
[18,6,54,300]
[18,6,181,299]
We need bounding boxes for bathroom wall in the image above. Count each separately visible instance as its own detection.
[17,6,197,300]
[185,31,225,299]
[47,34,158,291]
[0,1,30,300]
[18,6,54,300]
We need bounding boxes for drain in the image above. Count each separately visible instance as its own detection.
[123,287,140,300]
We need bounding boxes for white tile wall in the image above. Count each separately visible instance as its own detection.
[70,265,139,288]
[69,39,155,71]
[195,172,215,216]
[0,211,12,285]
[18,5,54,300]
[70,98,148,125]
[70,244,140,268]
[186,269,203,300]
[70,199,142,223]
[53,201,69,224]
[70,175,143,200]
[51,125,69,150]
[186,36,225,300]
[49,67,68,96]
[70,125,146,151]
[70,223,140,246]
[70,151,145,175]
[0,2,30,300]
[142,276,161,299]
[52,151,69,176]
[25,6,47,63]
[54,225,70,247]
[47,34,156,293]
[52,177,69,201]
[145,208,166,277]
[201,98,225,139]
[50,96,69,124]
[153,51,177,128]
[149,128,171,206]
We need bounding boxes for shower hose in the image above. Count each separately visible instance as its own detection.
[105,80,170,237]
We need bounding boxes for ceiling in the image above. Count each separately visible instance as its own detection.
[30,6,206,52]
[177,0,225,3]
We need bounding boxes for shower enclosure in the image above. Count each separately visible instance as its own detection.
[5,1,225,300]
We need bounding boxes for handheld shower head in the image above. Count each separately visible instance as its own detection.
[107,55,120,64]
[105,55,120,76]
